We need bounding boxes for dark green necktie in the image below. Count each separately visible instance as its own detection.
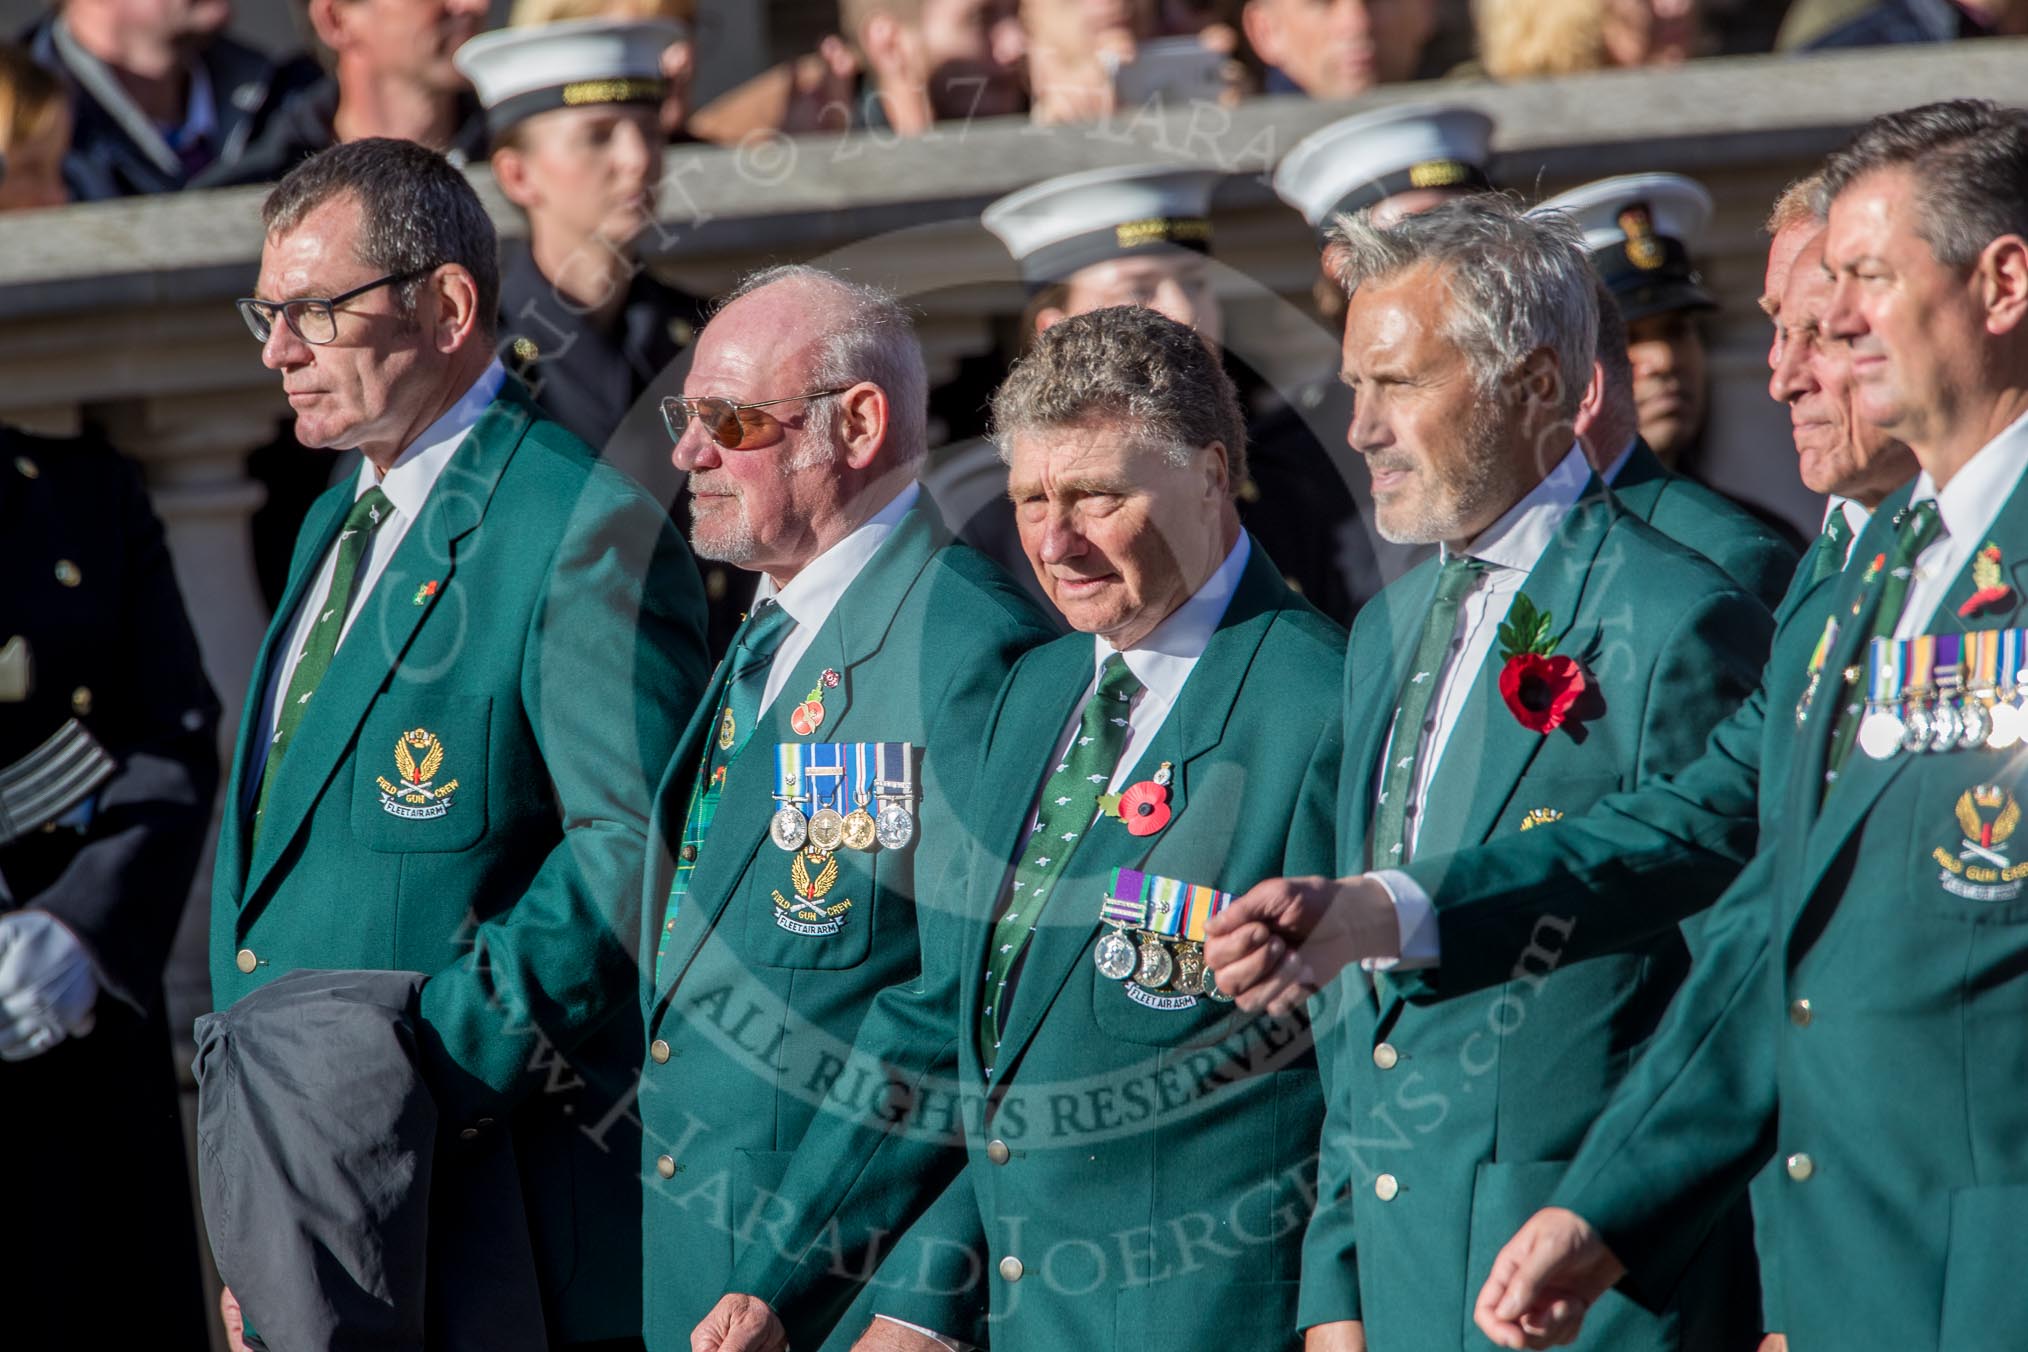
[255,487,394,836]
[653,599,798,980]
[1370,555,1487,870]
[1812,509,1855,585]
[1824,499,1944,782]
[978,654,1142,1074]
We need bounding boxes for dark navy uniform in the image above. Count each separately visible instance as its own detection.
[214,77,490,188]
[0,428,218,1347]
[24,13,321,200]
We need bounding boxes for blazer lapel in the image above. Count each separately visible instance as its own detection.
[986,549,1284,1087]
[240,393,532,910]
[1419,487,1617,858]
[217,487,350,899]
[651,505,943,1007]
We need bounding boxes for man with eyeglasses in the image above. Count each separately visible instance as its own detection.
[212,135,707,1350]
[635,263,1055,1352]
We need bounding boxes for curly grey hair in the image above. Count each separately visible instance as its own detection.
[987,304,1247,488]
[1327,194,1596,418]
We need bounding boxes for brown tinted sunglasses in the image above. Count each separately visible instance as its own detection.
[660,388,846,450]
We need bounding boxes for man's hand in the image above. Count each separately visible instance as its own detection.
[1472,1207,1626,1348]
[220,1286,248,1352]
[1756,1336,1788,1352]
[0,910,98,1061]
[1304,1319,1368,1351]
[693,1293,789,1352]
[1203,874,1399,1016]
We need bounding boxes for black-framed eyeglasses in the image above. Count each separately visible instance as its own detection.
[661,389,849,450]
[235,268,436,346]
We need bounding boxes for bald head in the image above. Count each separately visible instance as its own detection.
[670,266,928,583]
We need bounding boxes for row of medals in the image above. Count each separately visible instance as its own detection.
[771,792,916,854]
[1094,926,1233,1002]
[1857,686,2023,759]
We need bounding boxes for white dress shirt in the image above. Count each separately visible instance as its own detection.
[1368,445,1592,969]
[254,363,505,776]
[1894,407,2028,639]
[751,481,921,709]
[1826,495,1872,566]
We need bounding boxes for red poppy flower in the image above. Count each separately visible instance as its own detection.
[790,699,825,736]
[1960,585,2012,618]
[1117,780,1172,836]
[1499,653,1587,734]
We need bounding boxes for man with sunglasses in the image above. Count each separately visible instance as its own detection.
[636,264,1055,1352]
[212,136,707,1349]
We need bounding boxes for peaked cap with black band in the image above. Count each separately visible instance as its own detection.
[455,17,679,137]
[1274,103,1495,239]
[982,164,1223,293]
[1537,171,1718,324]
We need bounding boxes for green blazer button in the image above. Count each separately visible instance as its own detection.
[998,1256,1023,1282]
[235,948,258,974]
[1789,998,1812,1027]
[1373,1042,1400,1070]
[1786,1152,1815,1182]
[656,1155,677,1179]
[986,1139,1011,1164]
[651,1039,672,1064]
[1375,1173,1400,1202]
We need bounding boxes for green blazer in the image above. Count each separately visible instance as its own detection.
[1369,517,1861,1333]
[1557,476,2028,1350]
[210,385,708,1340]
[1613,439,1800,612]
[723,541,1347,1352]
[1299,484,1773,1351]
[637,501,1054,1352]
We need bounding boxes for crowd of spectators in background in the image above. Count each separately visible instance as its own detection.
[0,0,2024,213]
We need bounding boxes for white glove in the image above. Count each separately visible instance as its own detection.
[0,910,99,1061]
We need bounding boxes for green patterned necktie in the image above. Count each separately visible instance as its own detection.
[978,654,1142,1074]
[653,599,797,980]
[1824,498,1944,784]
[254,486,394,837]
[1369,554,1487,870]
[1812,508,1855,585]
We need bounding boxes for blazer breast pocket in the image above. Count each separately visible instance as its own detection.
[350,697,491,853]
[738,845,879,970]
[1905,753,2028,925]
[1089,952,1246,1049]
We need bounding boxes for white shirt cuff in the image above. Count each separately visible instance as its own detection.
[872,1314,972,1350]
[1360,870,1440,971]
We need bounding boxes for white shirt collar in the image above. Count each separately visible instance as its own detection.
[1602,438,1638,485]
[1446,443,1591,575]
[758,482,922,627]
[1907,405,2028,544]
[353,361,506,515]
[1825,495,1872,537]
[1094,532,1251,704]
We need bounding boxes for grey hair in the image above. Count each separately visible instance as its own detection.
[262,137,499,333]
[1326,193,1597,417]
[1816,99,2028,268]
[987,304,1248,488]
[1765,170,1826,238]
[723,264,929,465]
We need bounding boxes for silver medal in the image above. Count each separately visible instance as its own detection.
[1857,708,1906,761]
[1900,703,1933,754]
[1991,698,2024,749]
[1133,936,1174,990]
[1930,700,1963,753]
[875,801,915,850]
[808,807,846,853]
[1094,929,1139,981]
[1202,966,1234,1003]
[770,806,808,851]
[1961,700,1992,750]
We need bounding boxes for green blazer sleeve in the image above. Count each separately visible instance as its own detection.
[418,478,706,1118]
[1550,846,1781,1308]
[1395,586,1772,998]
